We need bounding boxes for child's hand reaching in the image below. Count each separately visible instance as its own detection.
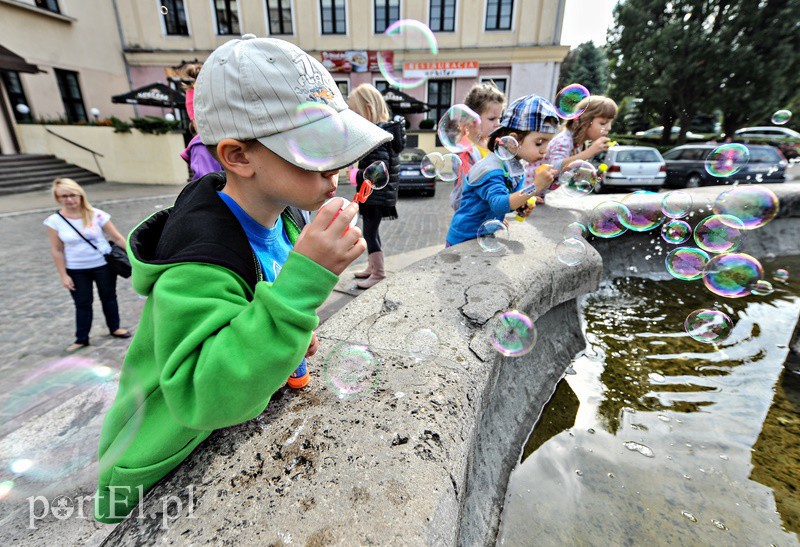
[305,332,319,358]
[294,198,366,275]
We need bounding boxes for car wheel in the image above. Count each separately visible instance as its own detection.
[686,173,702,188]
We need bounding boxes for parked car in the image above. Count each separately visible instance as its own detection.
[397,148,436,196]
[734,126,800,159]
[593,146,666,191]
[635,126,706,140]
[662,144,787,188]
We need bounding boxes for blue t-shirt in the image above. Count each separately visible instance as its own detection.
[218,192,293,282]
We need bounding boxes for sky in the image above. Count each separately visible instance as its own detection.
[560,0,617,48]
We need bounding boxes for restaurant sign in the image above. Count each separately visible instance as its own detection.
[402,61,479,79]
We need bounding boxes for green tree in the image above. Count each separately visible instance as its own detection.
[558,41,609,95]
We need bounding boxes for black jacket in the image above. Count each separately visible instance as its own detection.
[355,119,406,209]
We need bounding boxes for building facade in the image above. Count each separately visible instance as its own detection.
[0,0,136,154]
[118,0,569,128]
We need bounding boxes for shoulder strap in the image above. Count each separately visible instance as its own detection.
[57,212,102,253]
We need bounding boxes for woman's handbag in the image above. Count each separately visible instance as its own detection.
[57,212,132,278]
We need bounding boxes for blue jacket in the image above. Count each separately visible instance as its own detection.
[446,153,524,246]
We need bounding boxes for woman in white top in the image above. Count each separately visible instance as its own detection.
[44,178,131,352]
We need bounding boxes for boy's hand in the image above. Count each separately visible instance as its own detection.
[305,332,319,358]
[587,137,611,157]
[533,166,557,194]
[294,198,366,275]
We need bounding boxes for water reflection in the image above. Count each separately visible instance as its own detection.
[498,256,800,546]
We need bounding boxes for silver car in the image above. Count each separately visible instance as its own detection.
[593,146,667,190]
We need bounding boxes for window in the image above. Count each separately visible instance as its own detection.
[429,0,455,32]
[426,79,453,125]
[1,72,33,123]
[34,0,60,13]
[480,76,507,94]
[374,80,391,94]
[335,80,349,97]
[54,69,87,123]
[214,0,240,35]
[485,0,513,31]
[320,0,346,35]
[616,150,662,163]
[267,0,293,35]
[661,149,682,160]
[162,0,189,35]
[374,0,399,33]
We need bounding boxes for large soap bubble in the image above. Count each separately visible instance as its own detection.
[705,144,749,178]
[377,20,438,89]
[665,247,709,281]
[555,84,589,120]
[559,160,599,197]
[621,191,664,232]
[712,186,779,230]
[437,104,481,154]
[661,190,693,218]
[588,201,631,238]
[703,252,764,298]
[489,310,537,357]
[693,214,744,253]
[685,309,733,343]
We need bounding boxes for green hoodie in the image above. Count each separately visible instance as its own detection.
[94,174,337,523]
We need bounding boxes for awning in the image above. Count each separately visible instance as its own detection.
[382,88,430,115]
[0,45,43,74]
[111,83,185,108]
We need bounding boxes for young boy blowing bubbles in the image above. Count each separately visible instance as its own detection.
[94,35,391,524]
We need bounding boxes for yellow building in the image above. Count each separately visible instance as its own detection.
[119,0,569,127]
[0,0,136,154]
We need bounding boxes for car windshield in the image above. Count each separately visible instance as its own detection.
[399,149,425,162]
[616,149,662,162]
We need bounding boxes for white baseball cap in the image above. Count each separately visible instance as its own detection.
[194,34,392,171]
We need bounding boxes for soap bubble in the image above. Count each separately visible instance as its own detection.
[405,329,440,363]
[364,161,389,190]
[489,310,537,357]
[703,252,763,298]
[421,152,442,178]
[437,104,481,154]
[771,109,792,125]
[563,221,587,239]
[323,343,376,399]
[773,268,789,282]
[588,201,631,238]
[665,247,709,281]
[712,186,779,229]
[495,136,519,160]
[621,190,664,232]
[377,20,438,89]
[436,153,462,182]
[661,190,693,218]
[693,214,744,253]
[556,237,587,266]
[661,219,692,244]
[750,279,774,296]
[160,5,168,15]
[477,220,509,253]
[554,84,589,120]
[559,160,599,196]
[0,357,144,500]
[287,103,349,171]
[705,144,749,177]
[685,309,733,343]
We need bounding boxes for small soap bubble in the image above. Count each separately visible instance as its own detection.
[364,161,389,190]
[377,20,438,89]
[555,84,590,120]
[588,201,631,238]
[712,186,779,229]
[559,160,599,197]
[771,109,792,125]
[405,329,440,364]
[476,220,510,253]
[705,143,749,177]
[665,247,709,281]
[437,104,481,154]
[563,221,587,239]
[287,103,349,171]
[160,5,168,15]
[703,252,763,298]
[621,191,664,232]
[693,214,744,253]
[661,219,691,244]
[662,191,693,218]
[685,309,733,342]
[436,153,461,182]
[323,343,376,399]
[556,237,587,266]
[420,152,443,178]
[750,279,774,295]
[495,136,519,161]
[773,268,789,282]
[489,310,537,357]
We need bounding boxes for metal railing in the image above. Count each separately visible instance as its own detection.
[44,127,105,178]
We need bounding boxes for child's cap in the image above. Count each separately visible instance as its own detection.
[498,94,560,134]
[194,34,392,171]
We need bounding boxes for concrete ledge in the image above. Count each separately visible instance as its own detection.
[103,205,602,545]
